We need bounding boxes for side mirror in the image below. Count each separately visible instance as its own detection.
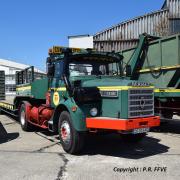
[126,65,132,77]
[47,63,55,77]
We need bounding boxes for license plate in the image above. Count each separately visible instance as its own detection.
[132,128,149,134]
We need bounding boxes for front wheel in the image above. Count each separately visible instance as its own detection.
[121,133,146,143]
[0,109,2,115]
[58,111,85,154]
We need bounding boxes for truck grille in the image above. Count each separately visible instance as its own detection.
[128,88,154,118]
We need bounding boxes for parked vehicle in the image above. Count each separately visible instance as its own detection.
[0,47,160,154]
[120,33,180,119]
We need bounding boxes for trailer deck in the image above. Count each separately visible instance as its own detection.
[0,96,16,115]
[0,96,15,104]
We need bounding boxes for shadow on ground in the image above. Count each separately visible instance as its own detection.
[0,121,19,144]
[3,112,180,158]
[76,133,169,159]
[37,129,169,159]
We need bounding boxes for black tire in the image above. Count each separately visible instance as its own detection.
[161,112,173,119]
[0,108,5,115]
[121,133,146,143]
[19,103,32,131]
[58,111,85,154]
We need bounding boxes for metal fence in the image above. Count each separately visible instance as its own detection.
[0,71,5,100]
[16,66,46,85]
[94,0,180,52]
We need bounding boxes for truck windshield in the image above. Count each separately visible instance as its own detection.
[69,61,120,77]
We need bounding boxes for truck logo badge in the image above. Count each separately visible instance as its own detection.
[100,90,118,98]
[140,97,145,109]
[53,92,60,106]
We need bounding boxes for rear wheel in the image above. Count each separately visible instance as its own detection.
[19,103,32,131]
[161,111,173,119]
[121,133,146,143]
[58,111,85,154]
[0,107,4,115]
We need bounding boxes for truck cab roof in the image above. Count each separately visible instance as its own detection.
[47,46,123,63]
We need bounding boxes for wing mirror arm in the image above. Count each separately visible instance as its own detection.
[126,65,132,77]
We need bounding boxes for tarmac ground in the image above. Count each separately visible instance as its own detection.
[0,113,180,180]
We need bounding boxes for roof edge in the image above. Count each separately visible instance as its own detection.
[68,34,91,39]
[94,8,169,37]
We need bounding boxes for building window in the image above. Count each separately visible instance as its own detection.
[5,75,15,81]
[5,84,16,92]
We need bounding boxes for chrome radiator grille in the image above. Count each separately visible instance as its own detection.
[128,89,154,118]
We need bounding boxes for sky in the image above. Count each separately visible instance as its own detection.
[0,0,164,71]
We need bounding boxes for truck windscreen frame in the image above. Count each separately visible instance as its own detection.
[67,56,121,77]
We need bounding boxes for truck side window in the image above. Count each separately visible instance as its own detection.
[99,65,106,75]
[108,63,118,75]
[54,61,64,78]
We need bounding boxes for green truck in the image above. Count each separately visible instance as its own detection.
[120,33,180,119]
[0,46,160,154]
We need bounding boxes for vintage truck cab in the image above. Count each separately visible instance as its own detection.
[44,46,160,153]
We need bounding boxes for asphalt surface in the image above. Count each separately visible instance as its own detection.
[0,114,180,180]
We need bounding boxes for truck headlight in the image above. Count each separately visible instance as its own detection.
[90,108,98,117]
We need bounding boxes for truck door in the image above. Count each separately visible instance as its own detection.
[50,60,65,107]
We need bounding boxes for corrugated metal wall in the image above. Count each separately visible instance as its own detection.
[167,0,180,18]
[94,0,180,52]
[167,0,180,34]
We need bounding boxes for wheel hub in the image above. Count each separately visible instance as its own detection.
[20,110,26,126]
[60,121,71,144]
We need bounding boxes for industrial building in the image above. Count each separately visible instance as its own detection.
[94,0,180,52]
[0,59,45,95]
[68,34,93,49]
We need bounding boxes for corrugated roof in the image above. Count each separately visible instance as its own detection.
[94,8,168,36]
[162,0,167,9]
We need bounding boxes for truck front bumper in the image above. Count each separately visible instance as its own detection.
[86,116,160,131]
